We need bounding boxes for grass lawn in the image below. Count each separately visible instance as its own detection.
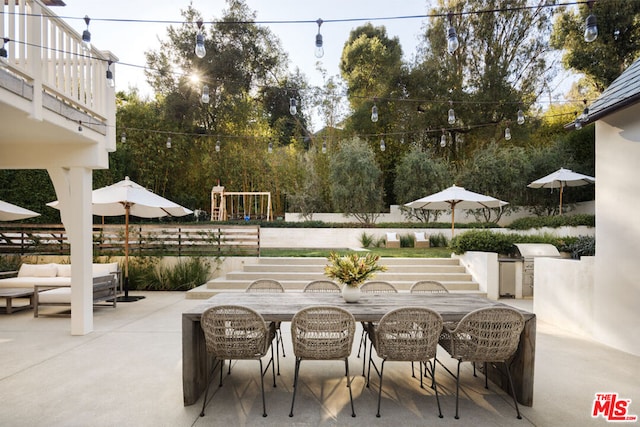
[260,247,453,258]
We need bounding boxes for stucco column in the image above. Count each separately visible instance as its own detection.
[48,167,93,335]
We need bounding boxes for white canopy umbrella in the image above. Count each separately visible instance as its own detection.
[0,200,40,221]
[527,167,595,215]
[49,177,192,301]
[405,185,508,239]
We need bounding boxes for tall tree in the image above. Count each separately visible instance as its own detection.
[551,0,640,92]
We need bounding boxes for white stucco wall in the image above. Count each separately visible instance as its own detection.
[453,251,499,300]
[594,105,640,356]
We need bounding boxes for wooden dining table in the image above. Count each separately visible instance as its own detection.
[182,292,536,407]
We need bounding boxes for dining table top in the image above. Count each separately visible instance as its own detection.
[183,292,535,323]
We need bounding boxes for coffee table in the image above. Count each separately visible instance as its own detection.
[0,288,35,314]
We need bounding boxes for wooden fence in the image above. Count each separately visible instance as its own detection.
[0,224,260,256]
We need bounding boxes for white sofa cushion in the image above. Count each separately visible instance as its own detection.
[386,232,399,241]
[93,262,119,277]
[18,263,58,278]
[37,287,71,304]
[56,264,72,277]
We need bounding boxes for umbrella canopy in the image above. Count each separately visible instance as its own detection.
[527,168,595,215]
[48,177,192,301]
[405,185,508,238]
[0,200,41,221]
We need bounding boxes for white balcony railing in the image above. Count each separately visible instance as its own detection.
[1,0,116,122]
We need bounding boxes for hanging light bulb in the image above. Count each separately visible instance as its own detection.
[78,120,83,132]
[517,108,525,125]
[289,98,297,115]
[448,101,456,124]
[0,38,10,65]
[121,132,126,143]
[400,136,405,144]
[380,138,386,152]
[584,1,598,43]
[166,137,172,149]
[82,16,91,51]
[201,85,210,104]
[314,19,324,58]
[371,102,379,122]
[322,137,327,154]
[504,126,512,141]
[195,20,206,58]
[105,61,115,88]
[440,130,447,147]
[579,99,589,122]
[268,140,273,154]
[215,138,220,152]
[446,12,459,55]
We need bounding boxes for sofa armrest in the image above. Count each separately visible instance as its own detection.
[0,270,18,279]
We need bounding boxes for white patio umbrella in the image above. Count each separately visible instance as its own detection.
[48,177,192,301]
[527,167,595,215]
[405,185,508,239]
[0,200,41,221]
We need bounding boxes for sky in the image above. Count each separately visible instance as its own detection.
[56,0,435,97]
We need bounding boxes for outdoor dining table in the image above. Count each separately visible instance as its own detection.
[182,292,536,407]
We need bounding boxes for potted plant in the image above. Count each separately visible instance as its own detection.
[324,252,387,302]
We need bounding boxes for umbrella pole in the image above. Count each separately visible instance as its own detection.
[451,204,456,240]
[117,205,145,302]
[559,183,564,215]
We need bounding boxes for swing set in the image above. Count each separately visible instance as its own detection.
[210,185,272,221]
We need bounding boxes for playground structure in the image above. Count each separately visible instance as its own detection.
[210,186,272,221]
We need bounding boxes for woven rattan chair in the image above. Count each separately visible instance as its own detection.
[199,305,277,418]
[356,281,398,374]
[246,279,286,374]
[366,307,444,418]
[289,305,356,418]
[410,280,449,294]
[438,306,526,419]
[303,280,341,293]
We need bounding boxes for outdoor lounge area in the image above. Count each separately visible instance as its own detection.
[0,292,637,426]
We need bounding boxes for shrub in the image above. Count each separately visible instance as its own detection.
[507,214,595,230]
[562,235,595,259]
[429,233,449,248]
[0,254,22,272]
[399,233,414,248]
[149,257,212,291]
[450,230,577,255]
[359,232,374,248]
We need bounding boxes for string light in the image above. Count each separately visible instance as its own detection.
[121,132,126,143]
[166,136,172,148]
[289,98,297,115]
[371,100,379,122]
[380,138,386,151]
[106,60,115,88]
[504,124,512,140]
[268,140,273,153]
[314,19,324,58]
[201,85,210,103]
[195,19,206,58]
[78,120,83,132]
[574,112,583,130]
[0,38,9,64]
[584,0,598,43]
[215,138,220,152]
[81,15,91,51]
[517,107,525,125]
[446,12,459,55]
[440,130,447,147]
[579,99,589,122]
[322,137,327,154]
[448,101,456,125]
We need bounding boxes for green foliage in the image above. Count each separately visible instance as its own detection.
[507,214,595,230]
[450,230,581,256]
[126,257,160,291]
[399,234,414,248]
[359,232,375,248]
[429,233,449,248]
[324,252,388,286]
[0,254,21,272]
[560,235,595,259]
[148,257,212,291]
[329,137,385,224]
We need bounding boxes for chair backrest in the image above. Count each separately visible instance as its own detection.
[360,281,397,294]
[374,307,443,362]
[303,280,341,293]
[453,307,525,362]
[410,280,449,294]
[246,279,285,293]
[290,305,355,360]
[200,305,272,359]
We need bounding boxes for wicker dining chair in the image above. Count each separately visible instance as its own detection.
[410,280,449,294]
[366,307,444,418]
[289,305,356,418]
[303,280,341,293]
[356,281,398,374]
[438,306,526,419]
[199,305,277,418]
[246,279,286,374]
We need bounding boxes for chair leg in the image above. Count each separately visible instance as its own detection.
[270,342,277,387]
[424,359,443,419]
[345,358,356,417]
[258,359,267,417]
[200,359,222,417]
[274,329,281,376]
[455,359,462,419]
[356,324,366,357]
[289,358,301,417]
[504,362,523,419]
[484,362,489,389]
[376,359,386,417]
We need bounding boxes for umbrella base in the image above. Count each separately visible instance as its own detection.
[116,295,146,302]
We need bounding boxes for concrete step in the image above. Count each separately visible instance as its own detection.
[224,271,474,282]
[255,256,459,266]
[243,264,466,273]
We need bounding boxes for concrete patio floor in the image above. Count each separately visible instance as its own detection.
[0,293,637,427]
